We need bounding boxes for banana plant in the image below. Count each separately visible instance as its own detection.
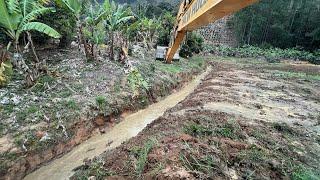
[0,0,60,51]
[61,0,95,61]
[0,0,61,86]
[138,17,160,48]
[103,0,134,60]
[83,2,107,60]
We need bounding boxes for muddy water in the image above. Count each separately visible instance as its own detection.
[24,67,211,180]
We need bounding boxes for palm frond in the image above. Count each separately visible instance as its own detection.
[21,22,61,38]
[19,7,54,29]
[20,0,35,16]
[62,0,81,15]
[6,0,21,14]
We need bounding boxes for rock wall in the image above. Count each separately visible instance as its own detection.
[197,16,237,47]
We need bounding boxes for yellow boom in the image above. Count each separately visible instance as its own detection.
[165,0,258,63]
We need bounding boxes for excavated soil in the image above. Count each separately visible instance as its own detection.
[72,58,320,179]
[0,48,207,180]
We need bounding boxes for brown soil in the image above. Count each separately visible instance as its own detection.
[0,48,207,180]
[72,58,320,179]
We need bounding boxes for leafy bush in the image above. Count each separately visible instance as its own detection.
[204,44,320,64]
[127,69,150,96]
[95,96,107,110]
[156,12,175,46]
[180,32,204,58]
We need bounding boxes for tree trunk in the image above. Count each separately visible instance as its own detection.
[27,32,39,63]
[78,20,93,61]
[90,26,95,59]
[11,40,36,86]
[110,31,114,61]
[247,16,254,44]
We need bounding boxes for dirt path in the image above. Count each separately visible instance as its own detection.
[24,67,211,180]
[71,58,320,179]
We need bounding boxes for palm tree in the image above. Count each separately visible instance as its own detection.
[0,0,61,85]
[103,0,134,60]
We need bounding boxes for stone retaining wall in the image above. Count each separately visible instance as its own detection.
[197,16,237,47]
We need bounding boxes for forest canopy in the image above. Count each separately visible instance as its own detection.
[231,0,320,50]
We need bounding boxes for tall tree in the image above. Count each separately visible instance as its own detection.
[232,0,320,50]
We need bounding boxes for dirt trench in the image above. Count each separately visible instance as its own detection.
[23,66,211,180]
[71,59,320,179]
[2,63,208,180]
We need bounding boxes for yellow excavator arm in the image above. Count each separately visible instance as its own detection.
[164,0,258,63]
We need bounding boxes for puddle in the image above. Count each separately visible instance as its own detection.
[24,66,211,180]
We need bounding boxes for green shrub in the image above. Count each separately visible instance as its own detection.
[204,44,320,64]
[180,32,204,58]
[156,12,175,46]
[127,69,150,96]
[95,96,107,110]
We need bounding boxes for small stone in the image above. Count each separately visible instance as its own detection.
[269,159,280,168]
[88,176,96,180]
[0,97,10,105]
[227,168,239,180]
[11,95,21,105]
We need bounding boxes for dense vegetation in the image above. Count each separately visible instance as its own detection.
[204,45,320,64]
[231,0,320,50]
[0,0,319,88]
[0,0,176,87]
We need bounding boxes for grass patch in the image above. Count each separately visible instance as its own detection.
[64,99,79,110]
[180,153,218,176]
[292,165,320,180]
[56,89,73,98]
[72,158,111,180]
[183,123,213,137]
[1,103,15,114]
[237,145,268,163]
[251,129,276,146]
[156,61,183,74]
[180,142,221,177]
[215,120,242,139]
[131,139,156,177]
[272,70,320,81]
